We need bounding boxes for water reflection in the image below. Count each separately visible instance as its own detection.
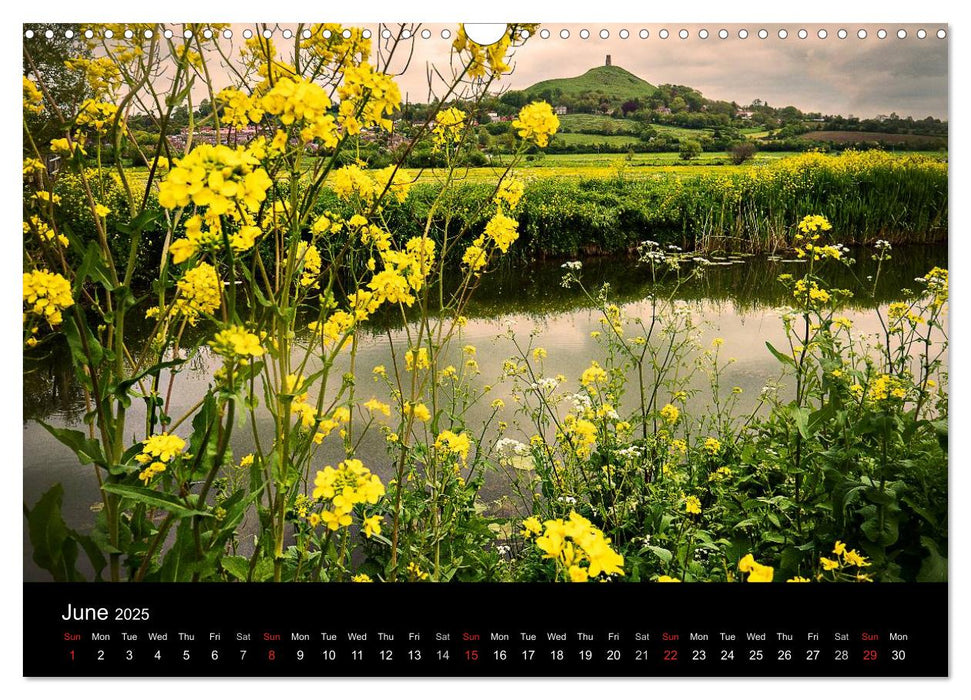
[23,244,947,579]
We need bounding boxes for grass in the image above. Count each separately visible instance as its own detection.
[553,132,641,147]
[799,130,947,147]
[123,151,948,186]
[525,64,657,102]
[557,113,640,134]
[396,152,806,182]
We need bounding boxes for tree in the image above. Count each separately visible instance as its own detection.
[23,23,91,152]
[679,138,702,160]
[728,141,757,165]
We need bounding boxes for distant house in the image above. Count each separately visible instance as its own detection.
[486,111,500,120]
[554,105,568,116]
[656,106,672,115]
[736,110,756,120]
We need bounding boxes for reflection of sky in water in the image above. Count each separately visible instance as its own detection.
[23,247,947,578]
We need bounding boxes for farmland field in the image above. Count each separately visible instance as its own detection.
[798,130,947,147]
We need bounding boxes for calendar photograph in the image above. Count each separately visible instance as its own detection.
[22,22,947,597]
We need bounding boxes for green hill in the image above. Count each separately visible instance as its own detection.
[525,65,657,103]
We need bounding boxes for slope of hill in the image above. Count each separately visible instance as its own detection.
[525,65,657,103]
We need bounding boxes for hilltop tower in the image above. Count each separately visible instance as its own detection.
[605,54,612,66]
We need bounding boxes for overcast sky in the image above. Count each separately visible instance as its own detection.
[366,23,948,119]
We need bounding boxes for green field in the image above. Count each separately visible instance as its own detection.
[553,117,718,144]
[406,152,801,182]
[556,113,640,134]
[553,132,641,147]
[124,151,947,186]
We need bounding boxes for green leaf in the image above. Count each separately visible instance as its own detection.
[110,358,186,402]
[220,555,251,581]
[26,484,82,581]
[916,537,947,582]
[63,315,105,377]
[76,240,114,289]
[765,341,796,367]
[931,419,948,451]
[37,421,107,469]
[71,531,108,582]
[790,406,811,440]
[643,545,673,563]
[101,483,207,517]
[860,505,899,546]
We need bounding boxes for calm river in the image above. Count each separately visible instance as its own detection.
[23,245,947,579]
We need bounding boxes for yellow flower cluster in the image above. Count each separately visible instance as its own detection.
[887,302,926,330]
[512,102,560,147]
[261,77,339,146]
[312,407,352,444]
[524,511,624,581]
[404,402,431,423]
[24,216,68,249]
[23,158,45,177]
[311,458,385,530]
[819,541,872,580]
[433,107,466,147]
[296,242,322,288]
[169,213,264,264]
[797,214,833,234]
[865,374,908,403]
[23,269,73,328]
[919,266,948,310]
[75,99,119,134]
[158,144,272,216]
[173,262,221,324]
[364,398,391,417]
[363,515,383,538]
[215,88,264,130]
[405,347,430,371]
[135,433,186,484]
[792,279,832,305]
[660,403,679,425]
[50,137,86,156]
[23,77,44,114]
[434,430,472,463]
[303,24,371,68]
[495,179,525,209]
[738,553,774,582]
[483,209,519,253]
[461,205,520,273]
[562,414,597,458]
[64,57,121,99]
[461,236,488,272]
[309,310,355,347]
[337,63,401,134]
[406,562,430,581]
[371,166,413,203]
[580,360,608,390]
[703,437,721,455]
[209,325,265,359]
[450,25,534,79]
[330,165,379,202]
[684,495,702,515]
[708,466,733,482]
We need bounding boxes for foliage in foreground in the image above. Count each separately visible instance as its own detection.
[23,25,947,584]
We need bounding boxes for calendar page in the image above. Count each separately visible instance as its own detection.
[21,19,949,679]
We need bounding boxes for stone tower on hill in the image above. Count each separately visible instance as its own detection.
[606,54,612,66]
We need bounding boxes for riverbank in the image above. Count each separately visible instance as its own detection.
[377,151,947,257]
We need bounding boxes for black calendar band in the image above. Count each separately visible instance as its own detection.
[24,582,947,677]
